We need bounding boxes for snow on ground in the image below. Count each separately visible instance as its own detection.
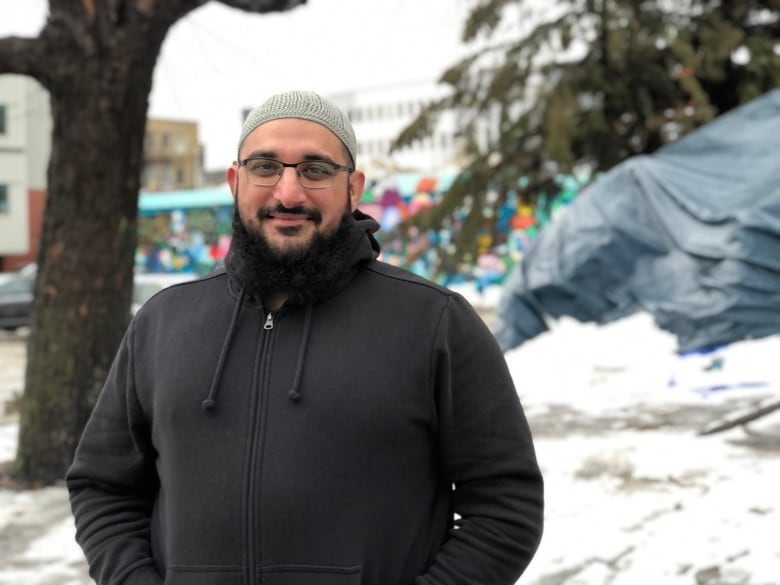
[1,307,779,584]
[508,313,780,585]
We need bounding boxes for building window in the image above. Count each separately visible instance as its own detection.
[0,184,8,213]
[0,104,6,134]
[174,134,188,154]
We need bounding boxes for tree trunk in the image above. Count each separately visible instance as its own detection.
[14,42,162,486]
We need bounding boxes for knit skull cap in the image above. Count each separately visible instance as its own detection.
[238,90,357,166]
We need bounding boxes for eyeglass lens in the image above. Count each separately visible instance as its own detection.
[244,158,339,189]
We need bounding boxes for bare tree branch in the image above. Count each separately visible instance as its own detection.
[699,397,780,436]
[0,37,55,85]
[218,0,307,13]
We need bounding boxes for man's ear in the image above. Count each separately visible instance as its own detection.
[348,170,365,210]
[227,164,238,201]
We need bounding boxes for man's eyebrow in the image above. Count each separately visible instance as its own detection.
[242,149,337,163]
[243,149,276,159]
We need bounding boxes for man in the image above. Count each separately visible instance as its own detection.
[67,90,544,585]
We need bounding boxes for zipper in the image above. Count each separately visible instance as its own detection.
[244,310,275,585]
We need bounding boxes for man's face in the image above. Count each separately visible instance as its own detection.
[227,118,364,256]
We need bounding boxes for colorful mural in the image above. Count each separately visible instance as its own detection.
[358,172,584,289]
[136,187,233,274]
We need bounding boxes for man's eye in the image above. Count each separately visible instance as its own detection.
[301,163,334,178]
[248,160,279,174]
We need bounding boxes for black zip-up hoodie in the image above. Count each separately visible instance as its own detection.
[67,212,543,585]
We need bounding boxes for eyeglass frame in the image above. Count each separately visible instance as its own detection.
[238,156,354,189]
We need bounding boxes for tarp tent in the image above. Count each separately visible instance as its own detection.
[495,88,780,354]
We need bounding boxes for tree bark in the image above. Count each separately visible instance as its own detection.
[14,3,171,484]
[0,0,306,485]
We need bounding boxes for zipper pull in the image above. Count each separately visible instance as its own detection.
[263,313,274,330]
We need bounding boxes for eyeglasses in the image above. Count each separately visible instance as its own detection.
[239,157,354,189]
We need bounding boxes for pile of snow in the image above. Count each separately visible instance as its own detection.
[509,313,780,584]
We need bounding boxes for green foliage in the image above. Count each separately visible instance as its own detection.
[391,0,780,275]
[138,214,170,248]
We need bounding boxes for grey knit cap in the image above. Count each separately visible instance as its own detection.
[237,90,357,165]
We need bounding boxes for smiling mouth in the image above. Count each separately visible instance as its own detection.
[259,205,321,225]
[268,212,311,223]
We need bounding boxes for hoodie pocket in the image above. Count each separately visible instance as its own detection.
[261,564,362,585]
[164,566,243,585]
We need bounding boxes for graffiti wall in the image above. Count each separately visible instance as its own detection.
[358,173,583,289]
[135,187,234,274]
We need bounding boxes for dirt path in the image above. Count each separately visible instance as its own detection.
[0,334,25,425]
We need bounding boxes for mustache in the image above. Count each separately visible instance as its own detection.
[257,204,322,224]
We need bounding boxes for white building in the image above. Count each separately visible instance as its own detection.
[0,74,51,263]
[328,79,464,178]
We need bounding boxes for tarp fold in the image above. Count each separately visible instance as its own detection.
[496,89,780,353]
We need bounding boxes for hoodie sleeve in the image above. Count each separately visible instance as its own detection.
[66,324,164,585]
[417,294,544,585]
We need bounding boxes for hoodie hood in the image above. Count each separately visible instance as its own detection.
[346,208,382,263]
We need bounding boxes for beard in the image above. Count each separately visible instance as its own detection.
[227,198,360,306]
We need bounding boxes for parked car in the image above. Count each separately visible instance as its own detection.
[0,269,35,330]
[131,272,197,315]
[0,263,36,287]
[0,268,197,331]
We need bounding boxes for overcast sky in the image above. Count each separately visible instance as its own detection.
[0,0,469,170]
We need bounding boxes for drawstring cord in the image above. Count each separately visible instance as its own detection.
[202,287,247,412]
[202,291,312,410]
[287,302,313,403]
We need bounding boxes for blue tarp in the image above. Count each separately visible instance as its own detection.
[495,88,780,353]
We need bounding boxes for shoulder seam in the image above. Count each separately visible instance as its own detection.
[364,263,456,297]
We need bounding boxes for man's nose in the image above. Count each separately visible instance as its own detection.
[273,167,306,207]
